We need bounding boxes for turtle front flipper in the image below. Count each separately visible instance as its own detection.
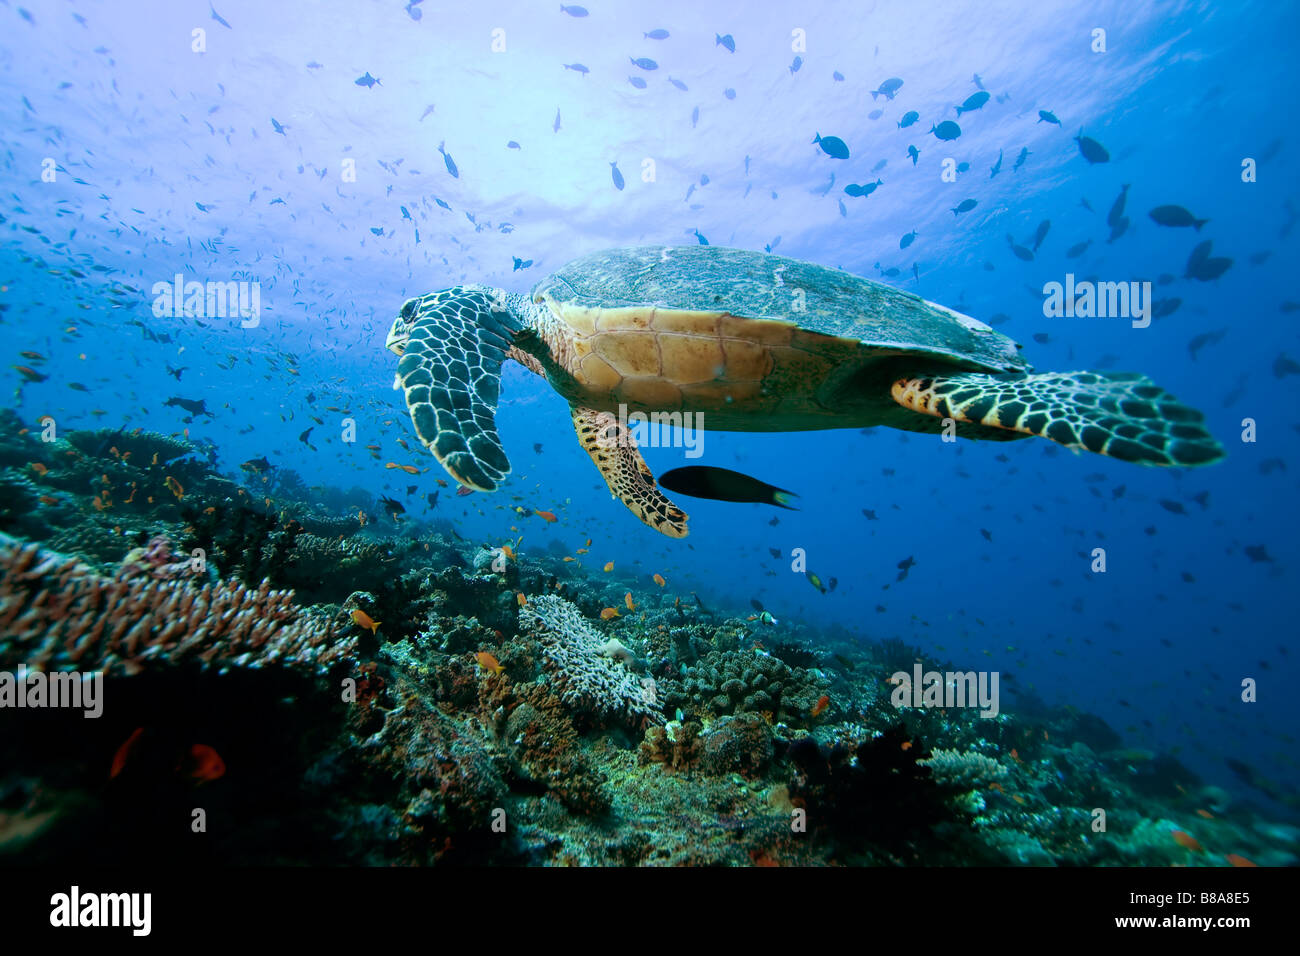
[571,406,689,537]
[890,370,1223,466]
[387,288,521,490]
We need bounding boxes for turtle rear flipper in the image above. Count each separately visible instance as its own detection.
[390,288,520,490]
[891,370,1223,466]
[572,406,689,537]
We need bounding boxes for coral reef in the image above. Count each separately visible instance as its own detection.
[518,594,664,729]
[0,533,354,678]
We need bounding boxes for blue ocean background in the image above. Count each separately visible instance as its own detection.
[1,0,1297,806]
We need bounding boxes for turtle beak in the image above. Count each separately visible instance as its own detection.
[385,319,407,355]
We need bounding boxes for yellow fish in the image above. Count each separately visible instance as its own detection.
[475,651,504,675]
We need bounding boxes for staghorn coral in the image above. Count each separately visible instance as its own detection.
[919,748,1011,791]
[0,533,354,678]
[518,594,664,729]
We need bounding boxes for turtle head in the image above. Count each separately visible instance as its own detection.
[388,286,521,357]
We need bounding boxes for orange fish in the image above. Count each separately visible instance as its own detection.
[653,573,666,587]
[600,607,621,620]
[1224,853,1257,867]
[810,694,830,717]
[576,548,589,554]
[110,727,146,778]
[400,465,420,475]
[475,651,504,675]
[900,740,912,751]
[436,479,448,487]
[164,476,184,500]
[624,592,636,611]
[456,486,475,497]
[91,495,107,511]
[29,462,48,476]
[385,462,400,469]
[1195,809,1214,820]
[350,609,381,634]
[603,561,615,572]
[501,544,516,560]
[562,556,576,562]
[516,592,527,607]
[1171,830,1204,853]
[536,509,557,522]
[179,744,226,783]
[38,495,59,505]
[585,539,592,547]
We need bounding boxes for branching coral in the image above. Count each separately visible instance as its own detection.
[518,594,664,728]
[918,748,1011,790]
[0,533,354,678]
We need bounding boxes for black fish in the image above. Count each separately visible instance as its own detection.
[241,456,271,473]
[379,495,405,521]
[164,396,208,415]
[658,467,797,508]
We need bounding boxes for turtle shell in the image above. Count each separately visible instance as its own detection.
[529,245,1031,430]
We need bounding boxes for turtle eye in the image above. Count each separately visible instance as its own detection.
[400,298,419,319]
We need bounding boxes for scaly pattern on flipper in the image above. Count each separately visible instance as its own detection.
[891,370,1223,466]
[571,406,689,537]
[390,288,520,490]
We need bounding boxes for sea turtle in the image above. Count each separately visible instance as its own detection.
[386,245,1222,537]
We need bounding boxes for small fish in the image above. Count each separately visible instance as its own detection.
[716,34,735,53]
[952,198,977,215]
[898,110,919,129]
[475,651,504,675]
[1149,205,1208,231]
[645,29,670,40]
[164,476,184,500]
[900,230,918,249]
[179,744,225,783]
[110,727,146,778]
[871,77,903,100]
[535,509,558,522]
[668,76,688,91]
[553,108,562,132]
[355,72,380,88]
[1038,110,1060,125]
[241,456,271,473]
[659,466,797,508]
[559,4,588,16]
[807,572,827,594]
[627,76,647,89]
[516,592,528,606]
[832,71,844,82]
[209,4,232,29]
[507,140,521,149]
[437,141,459,178]
[1065,239,1091,258]
[564,62,589,76]
[610,162,625,190]
[1224,853,1257,867]
[630,57,658,71]
[1032,219,1051,252]
[930,120,961,141]
[810,694,830,717]
[990,149,1003,178]
[12,365,47,383]
[789,56,803,74]
[600,607,621,620]
[907,145,920,165]
[1012,147,1029,172]
[271,117,288,135]
[1171,830,1203,853]
[350,609,381,634]
[603,561,615,572]
[955,91,989,115]
[456,485,475,497]
[624,592,636,611]
[653,573,666,587]
[1075,131,1109,164]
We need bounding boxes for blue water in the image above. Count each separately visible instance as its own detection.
[2,0,1297,805]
